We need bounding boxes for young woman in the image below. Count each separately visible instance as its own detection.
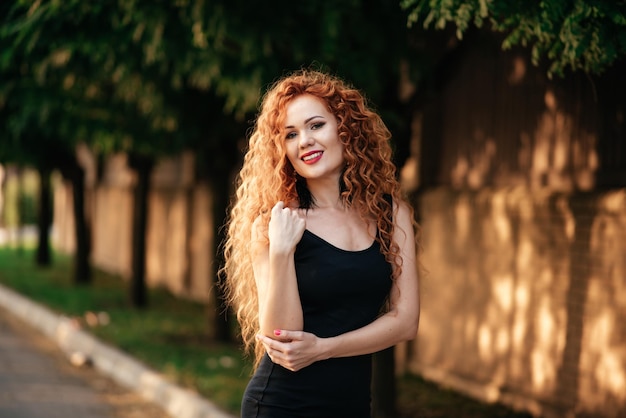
[222,69,420,417]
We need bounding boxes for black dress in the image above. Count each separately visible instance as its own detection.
[241,229,392,418]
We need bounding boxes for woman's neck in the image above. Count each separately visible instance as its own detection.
[306,179,343,210]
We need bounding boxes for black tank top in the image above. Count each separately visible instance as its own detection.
[241,229,392,418]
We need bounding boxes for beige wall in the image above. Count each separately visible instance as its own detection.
[53,152,215,302]
[411,187,626,418]
[401,33,626,418]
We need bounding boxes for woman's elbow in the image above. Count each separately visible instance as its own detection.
[391,308,420,342]
[404,317,420,341]
[398,320,418,342]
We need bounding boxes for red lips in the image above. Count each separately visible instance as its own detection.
[301,151,323,164]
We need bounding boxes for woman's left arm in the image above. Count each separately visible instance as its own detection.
[258,200,420,371]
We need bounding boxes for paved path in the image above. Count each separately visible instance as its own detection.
[0,284,235,418]
[0,306,170,418]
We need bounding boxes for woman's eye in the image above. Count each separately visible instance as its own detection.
[311,122,325,130]
[285,131,297,140]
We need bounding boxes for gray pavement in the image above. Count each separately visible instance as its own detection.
[0,308,116,418]
[0,284,235,418]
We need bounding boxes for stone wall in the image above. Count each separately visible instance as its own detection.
[410,187,626,418]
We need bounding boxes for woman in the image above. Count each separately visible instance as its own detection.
[222,69,420,417]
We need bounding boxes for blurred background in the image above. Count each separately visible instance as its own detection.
[1,1,625,417]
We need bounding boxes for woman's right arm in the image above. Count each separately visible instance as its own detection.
[252,201,306,338]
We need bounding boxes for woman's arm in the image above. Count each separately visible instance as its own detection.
[253,201,306,337]
[258,200,420,371]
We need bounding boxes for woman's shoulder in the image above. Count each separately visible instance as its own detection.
[387,195,413,225]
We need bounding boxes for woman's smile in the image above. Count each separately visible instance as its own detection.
[301,150,323,164]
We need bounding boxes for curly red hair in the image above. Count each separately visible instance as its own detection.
[222,69,409,368]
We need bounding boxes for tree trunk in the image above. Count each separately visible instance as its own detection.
[371,347,397,418]
[35,166,52,266]
[57,152,91,284]
[129,154,153,308]
[70,163,91,284]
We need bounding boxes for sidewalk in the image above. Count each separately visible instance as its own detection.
[0,308,118,418]
[0,283,235,418]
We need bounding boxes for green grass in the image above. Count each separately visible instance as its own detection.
[0,246,534,417]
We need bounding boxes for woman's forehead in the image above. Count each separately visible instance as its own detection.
[285,95,329,122]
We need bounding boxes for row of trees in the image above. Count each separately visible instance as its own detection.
[1,1,624,415]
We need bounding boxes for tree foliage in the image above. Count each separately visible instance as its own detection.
[402,0,626,77]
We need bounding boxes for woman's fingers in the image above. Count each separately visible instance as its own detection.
[256,331,317,371]
[268,202,306,252]
[272,200,285,213]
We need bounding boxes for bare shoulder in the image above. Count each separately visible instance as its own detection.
[393,199,413,221]
[392,199,417,241]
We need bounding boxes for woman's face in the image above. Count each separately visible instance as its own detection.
[283,94,345,182]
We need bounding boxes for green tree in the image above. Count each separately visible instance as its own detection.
[0,0,125,282]
[2,0,188,302]
[402,0,626,77]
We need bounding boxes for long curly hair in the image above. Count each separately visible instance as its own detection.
[222,69,410,368]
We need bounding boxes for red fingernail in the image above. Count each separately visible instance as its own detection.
[274,329,281,336]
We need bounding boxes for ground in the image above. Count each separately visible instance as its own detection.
[2,310,171,418]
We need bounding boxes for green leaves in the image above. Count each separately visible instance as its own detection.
[1,0,424,169]
[402,0,626,77]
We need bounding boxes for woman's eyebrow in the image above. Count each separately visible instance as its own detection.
[285,115,324,129]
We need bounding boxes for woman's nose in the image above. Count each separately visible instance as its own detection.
[299,132,314,148]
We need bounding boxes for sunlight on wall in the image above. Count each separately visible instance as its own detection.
[468,139,496,188]
[441,75,600,192]
[582,301,626,410]
[531,296,564,391]
[591,311,624,389]
[577,190,626,414]
[493,276,514,312]
[558,196,576,241]
[412,187,626,417]
[508,56,527,85]
[478,323,493,361]
[454,194,471,249]
[451,157,469,188]
[528,89,600,191]
[573,133,599,190]
[510,232,535,384]
[491,191,511,242]
[490,274,514,358]
[598,352,626,398]
[512,284,530,347]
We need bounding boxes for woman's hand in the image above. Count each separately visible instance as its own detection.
[268,201,306,255]
[257,330,328,372]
